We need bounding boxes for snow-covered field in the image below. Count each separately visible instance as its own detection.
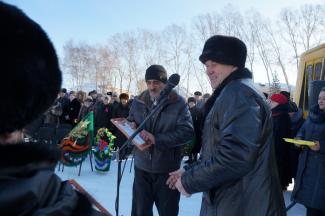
[56,156,306,216]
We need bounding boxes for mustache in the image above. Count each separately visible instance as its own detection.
[149,89,159,93]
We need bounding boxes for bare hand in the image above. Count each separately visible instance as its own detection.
[140,130,155,145]
[137,142,152,151]
[309,141,320,151]
[166,168,185,189]
[175,178,191,197]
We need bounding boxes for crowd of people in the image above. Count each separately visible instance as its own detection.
[1,2,325,216]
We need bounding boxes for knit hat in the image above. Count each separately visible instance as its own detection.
[0,2,62,134]
[270,94,288,105]
[199,35,247,68]
[119,93,129,100]
[145,65,167,83]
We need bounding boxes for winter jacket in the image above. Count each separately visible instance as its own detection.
[127,90,194,173]
[272,104,292,189]
[0,142,102,215]
[292,105,325,211]
[67,98,81,125]
[111,102,130,148]
[189,105,203,154]
[181,68,285,216]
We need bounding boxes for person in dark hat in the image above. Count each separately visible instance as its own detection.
[0,3,103,215]
[168,35,285,215]
[111,93,131,159]
[54,87,70,124]
[185,97,203,164]
[127,64,193,216]
[194,91,204,109]
[269,93,292,191]
[280,90,299,113]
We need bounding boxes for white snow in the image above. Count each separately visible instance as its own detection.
[56,156,306,216]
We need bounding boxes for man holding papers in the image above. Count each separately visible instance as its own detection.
[127,65,193,216]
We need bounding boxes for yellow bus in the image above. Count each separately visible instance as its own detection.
[294,43,325,115]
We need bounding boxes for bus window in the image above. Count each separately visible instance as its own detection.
[315,62,322,80]
[321,58,325,80]
[304,64,314,110]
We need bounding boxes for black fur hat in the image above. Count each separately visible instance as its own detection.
[199,35,247,68]
[0,2,62,133]
[145,65,167,83]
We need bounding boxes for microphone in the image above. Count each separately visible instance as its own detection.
[156,74,180,104]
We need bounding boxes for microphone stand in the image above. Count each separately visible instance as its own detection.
[115,97,168,216]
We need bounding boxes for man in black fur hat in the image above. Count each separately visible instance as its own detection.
[0,2,103,215]
[127,64,193,216]
[167,35,286,215]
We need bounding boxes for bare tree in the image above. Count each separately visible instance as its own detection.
[138,29,165,68]
[220,4,244,37]
[241,13,257,74]
[62,40,93,90]
[252,12,273,87]
[280,8,301,71]
[299,4,324,50]
[162,24,187,90]
[192,12,222,44]
[280,4,324,71]
[109,33,125,94]
[265,24,291,91]
[95,46,116,94]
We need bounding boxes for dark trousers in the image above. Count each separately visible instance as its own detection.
[131,167,180,216]
[307,207,325,216]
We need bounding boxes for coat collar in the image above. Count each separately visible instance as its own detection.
[0,142,60,167]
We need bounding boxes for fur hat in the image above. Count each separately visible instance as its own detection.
[119,93,129,100]
[0,2,62,134]
[270,94,288,105]
[194,91,202,96]
[199,35,247,68]
[145,65,167,83]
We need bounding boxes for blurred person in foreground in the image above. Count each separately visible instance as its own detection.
[0,2,103,215]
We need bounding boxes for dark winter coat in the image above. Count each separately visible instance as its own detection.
[189,105,203,154]
[94,102,112,131]
[68,98,81,125]
[290,108,305,137]
[111,102,130,148]
[292,105,325,211]
[289,108,304,179]
[0,142,102,215]
[271,104,292,189]
[181,68,285,216]
[78,105,92,122]
[127,90,194,173]
[55,96,70,124]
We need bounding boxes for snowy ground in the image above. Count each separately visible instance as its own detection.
[56,156,306,216]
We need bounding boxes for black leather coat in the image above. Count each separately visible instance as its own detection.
[181,79,286,216]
